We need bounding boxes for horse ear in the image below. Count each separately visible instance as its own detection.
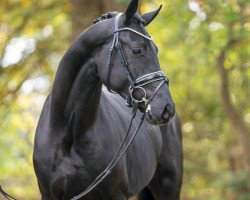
[124,0,139,25]
[141,5,162,26]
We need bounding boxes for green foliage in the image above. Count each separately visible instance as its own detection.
[143,0,250,199]
[0,0,72,199]
[0,0,249,199]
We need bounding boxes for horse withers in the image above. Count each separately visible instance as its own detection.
[33,0,183,199]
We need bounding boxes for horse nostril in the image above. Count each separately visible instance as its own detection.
[161,105,171,119]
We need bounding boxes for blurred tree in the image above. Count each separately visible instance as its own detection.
[71,0,123,38]
[212,0,250,171]
[143,0,250,199]
[0,1,72,198]
[0,0,125,199]
[0,0,124,107]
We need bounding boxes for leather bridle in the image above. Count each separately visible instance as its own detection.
[71,13,170,200]
[106,13,169,108]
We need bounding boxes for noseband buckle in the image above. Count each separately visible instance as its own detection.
[129,86,148,105]
[127,71,169,107]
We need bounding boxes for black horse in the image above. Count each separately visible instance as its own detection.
[33,0,183,199]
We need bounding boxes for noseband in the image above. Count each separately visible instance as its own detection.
[71,14,169,200]
[106,13,169,107]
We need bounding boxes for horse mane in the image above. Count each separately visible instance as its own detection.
[93,12,118,24]
[93,12,145,25]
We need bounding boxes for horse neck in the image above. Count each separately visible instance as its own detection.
[49,23,111,128]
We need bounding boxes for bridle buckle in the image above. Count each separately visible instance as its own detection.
[129,86,148,105]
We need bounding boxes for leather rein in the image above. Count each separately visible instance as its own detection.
[0,185,17,200]
[71,13,168,200]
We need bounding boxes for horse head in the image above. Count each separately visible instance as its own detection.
[95,0,175,125]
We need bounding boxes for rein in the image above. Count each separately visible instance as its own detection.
[72,13,168,200]
[71,105,145,200]
[0,185,17,200]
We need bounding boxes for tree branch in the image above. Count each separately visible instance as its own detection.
[216,36,250,170]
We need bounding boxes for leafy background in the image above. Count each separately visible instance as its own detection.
[0,0,249,199]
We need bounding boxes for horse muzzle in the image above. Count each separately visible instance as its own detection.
[145,102,175,125]
[125,71,175,125]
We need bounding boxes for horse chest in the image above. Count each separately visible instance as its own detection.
[64,98,162,195]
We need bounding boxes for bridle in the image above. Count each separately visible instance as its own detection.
[106,13,169,107]
[71,13,170,200]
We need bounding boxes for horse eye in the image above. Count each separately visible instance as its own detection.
[132,48,142,56]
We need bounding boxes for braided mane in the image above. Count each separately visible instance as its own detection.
[93,12,118,24]
[94,12,145,25]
